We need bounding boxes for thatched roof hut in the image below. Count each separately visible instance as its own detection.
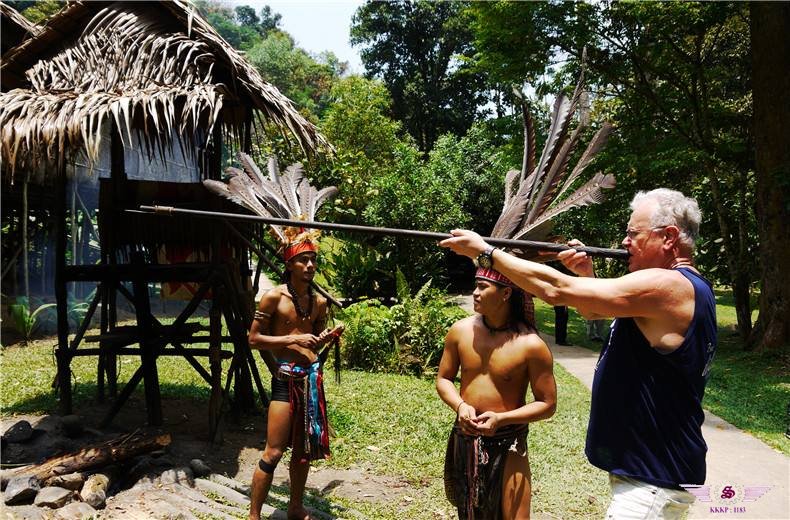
[0,0,330,179]
[0,1,329,429]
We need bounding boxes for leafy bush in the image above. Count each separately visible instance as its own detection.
[320,239,394,299]
[390,271,468,375]
[6,296,56,344]
[338,299,395,371]
[364,143,470,289]
[337,270,468,374]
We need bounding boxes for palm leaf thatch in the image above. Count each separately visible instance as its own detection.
[0,0,331,181]
[491,68,616,259]
[203,152,338,245]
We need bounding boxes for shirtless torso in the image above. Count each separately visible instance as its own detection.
[437,279,556,520]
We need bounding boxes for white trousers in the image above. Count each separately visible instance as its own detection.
[605,474,695,519]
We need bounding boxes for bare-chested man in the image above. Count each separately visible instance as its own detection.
[440,189,716,519]
[437,267,557,520]
[248,233,341,520]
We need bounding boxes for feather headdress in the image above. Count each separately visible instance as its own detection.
[203,152,338,259]
[492,68,616,257]
[483,65,616,326]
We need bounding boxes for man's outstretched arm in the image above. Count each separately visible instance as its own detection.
[440,230,679,320]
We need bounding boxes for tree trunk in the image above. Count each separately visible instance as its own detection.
[748,2,790,350]
[706,161,752,341]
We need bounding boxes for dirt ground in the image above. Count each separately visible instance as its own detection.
[1,383,415,519]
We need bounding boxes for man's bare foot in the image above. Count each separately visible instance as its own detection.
[286,505,311,520]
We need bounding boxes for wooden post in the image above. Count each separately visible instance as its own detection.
[54,171,71,414]
[131,251,162,426]
[208,284,223,441]
[105,122,128,398]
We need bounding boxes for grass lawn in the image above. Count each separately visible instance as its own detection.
[1,287,786,518]
[531,291,790,456]
[1,338,608,519]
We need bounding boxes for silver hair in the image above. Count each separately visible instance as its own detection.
[630,188,701,250]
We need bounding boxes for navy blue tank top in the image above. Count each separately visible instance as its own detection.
[585,268,717,489]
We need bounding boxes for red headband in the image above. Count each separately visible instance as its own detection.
[284,240,317,261]
[475,267,517,288]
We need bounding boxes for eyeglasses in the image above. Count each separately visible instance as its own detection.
[624,226,668,240]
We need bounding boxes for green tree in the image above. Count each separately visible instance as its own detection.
[318,76,406,219]
[234,5,259,29]
[246,32,345,119]
[258,5,282,34]
[749,2,790,350]
[351,0,488,152]
[470,1,760,343]
[195,0,264,50]
[364,142,470,288]
[569,2,757,342]
[12,0,63,23]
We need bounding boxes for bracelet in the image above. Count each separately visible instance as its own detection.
[254,310,272,321]
[455,400,465,413]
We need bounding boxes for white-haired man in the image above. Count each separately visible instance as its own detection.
[440,188,717,519]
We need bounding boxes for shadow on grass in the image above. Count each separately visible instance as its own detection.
[1,381,272,480]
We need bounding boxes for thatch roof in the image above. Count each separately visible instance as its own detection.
[0,0,331,180]
[0,2,40,55]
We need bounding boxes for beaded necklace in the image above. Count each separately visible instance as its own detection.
[287,281,313,320]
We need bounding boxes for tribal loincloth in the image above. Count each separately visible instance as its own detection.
[444,422,529,520]
[276,361,330,462]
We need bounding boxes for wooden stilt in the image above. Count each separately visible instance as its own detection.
[131,251,162,426]
[54,171,71,414]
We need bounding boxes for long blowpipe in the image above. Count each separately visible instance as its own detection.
[132,205,629,260]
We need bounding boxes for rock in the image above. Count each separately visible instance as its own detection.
[33,415,63,435]
[60,415,84,438]
[80,473,110,509]
[194,478,250,508]
[0,504,48,519]
[55,501,98,519]
[3,475,41,505]
[208,473,250,496]
[47,472,85,490]
[189,458,211,477]
[34,486,74,508]
[2,420,33,443]
[158,466,194,486]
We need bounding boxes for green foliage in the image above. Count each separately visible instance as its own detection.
[351,0,488,151]
[389,271,468,375]
[6,297,56,343]
[363,142,469,287]
[316,76,407,219]
[337,271,467,375]
[194,0,261,50]
[337,299,395,371]
[246,33,345,119]
[466,1,562,88]
[424,123,511,235]
[320,238,393,300]
[13,0,63,24]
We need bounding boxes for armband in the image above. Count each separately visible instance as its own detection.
[253,310,272,321]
